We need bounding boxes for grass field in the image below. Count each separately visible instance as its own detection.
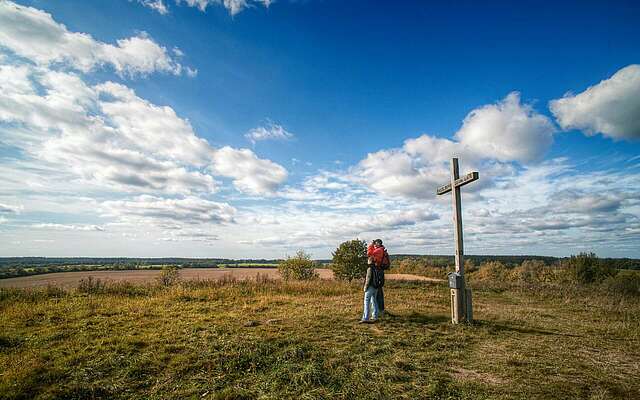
[1,277,638,399]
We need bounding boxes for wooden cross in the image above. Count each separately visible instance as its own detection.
[436,158,479,324]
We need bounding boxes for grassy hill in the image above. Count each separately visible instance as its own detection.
[1,275,638,399]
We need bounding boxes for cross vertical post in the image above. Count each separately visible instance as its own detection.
[450,158,466,323]
[451,158,464,277]
[436,157,478,324]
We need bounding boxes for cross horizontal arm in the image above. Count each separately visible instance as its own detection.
[436,172,479,195]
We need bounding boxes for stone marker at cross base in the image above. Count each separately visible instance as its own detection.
[437,158,479,324]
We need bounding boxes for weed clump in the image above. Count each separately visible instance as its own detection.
[601,272,640,297]
[278,250,319,281]
[77,276,106,294]
[469,261,509,282]
[508,260,557,285]
[157,266,181,287]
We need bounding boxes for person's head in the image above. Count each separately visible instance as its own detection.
[374,239,383,247]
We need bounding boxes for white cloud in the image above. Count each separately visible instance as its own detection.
[0,1,185,77]
[550,64,640,140]
[177,0,272,15]
[161,230,219,243]
[455,92,556,163]
[353,148,442,199]
[185,66,198,77]
[211,147,288,195]
[245,121,294,144]
[237,236,289,246]
[95,82,214,166]
[102,195,236,225]
[326,208,440,237]
[32,223,105,231]
[172,47,184,57]
[0,202,23,214]
[136,0,169,15]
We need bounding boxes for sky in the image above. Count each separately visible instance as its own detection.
[0,0,639,258]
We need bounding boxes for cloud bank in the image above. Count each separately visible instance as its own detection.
[102,195,236,225]
[0,1,189,77]
[0,63,288,196]
[352,92,554,199]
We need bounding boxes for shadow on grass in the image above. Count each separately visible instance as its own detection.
[382,313,584,339]
[474,320,583,338]
[385,312,451,326]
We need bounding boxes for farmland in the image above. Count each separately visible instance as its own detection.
[0,268,439,289]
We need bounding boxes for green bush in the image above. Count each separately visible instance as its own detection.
[278,250,319,281]
[566,253,616,284]
[330,239,367,281]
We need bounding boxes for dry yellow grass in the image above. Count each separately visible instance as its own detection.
[0,277,638,399]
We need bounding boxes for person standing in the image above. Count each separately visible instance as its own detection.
[359,262,381,323]
[367,239,391,317]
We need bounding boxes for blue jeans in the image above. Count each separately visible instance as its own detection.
[377,286,384,313]
[362,286,379,321]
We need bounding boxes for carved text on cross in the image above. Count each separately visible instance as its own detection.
[436,172,479,195]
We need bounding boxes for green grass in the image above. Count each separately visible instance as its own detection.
[0,279,638,400]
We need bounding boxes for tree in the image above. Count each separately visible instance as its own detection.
[331,239,368,281]
[278,250,319,281]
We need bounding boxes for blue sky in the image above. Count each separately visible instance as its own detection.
[0,0,639,258]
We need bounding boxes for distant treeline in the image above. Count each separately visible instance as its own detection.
[0,255,638,280]
[0,257,281,268]
[390,254,640,270]
[391,254,559,267]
